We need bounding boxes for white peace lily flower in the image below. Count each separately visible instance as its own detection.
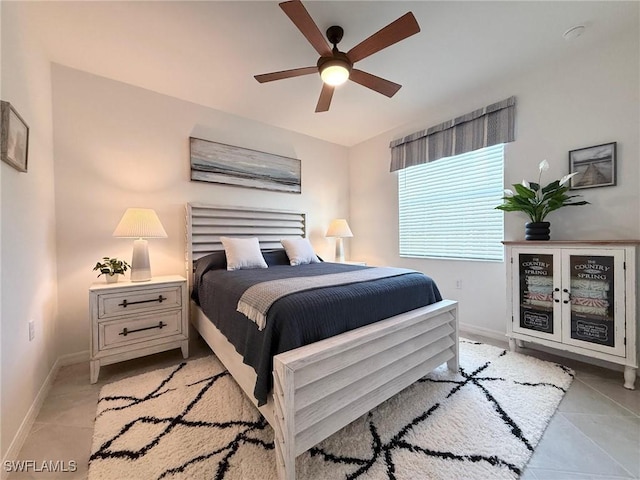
[539,159,550,172]
[559,172,579,186]
[496,159,589,223]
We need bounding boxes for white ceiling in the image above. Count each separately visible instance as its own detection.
[27,1,639,146]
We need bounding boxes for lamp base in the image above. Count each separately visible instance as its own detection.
[335,238,345,263]
[130,238,152,282]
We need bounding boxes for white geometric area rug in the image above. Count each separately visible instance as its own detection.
[89,339,574,480]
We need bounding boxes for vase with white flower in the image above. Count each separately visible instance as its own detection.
[496,160,590,240]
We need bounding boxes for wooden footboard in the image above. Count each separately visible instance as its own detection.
[191,299,458,480]
[271,300,458,480]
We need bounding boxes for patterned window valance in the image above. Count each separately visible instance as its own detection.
[389,96,516,172]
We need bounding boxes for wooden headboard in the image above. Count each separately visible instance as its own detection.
[185,203,306,279]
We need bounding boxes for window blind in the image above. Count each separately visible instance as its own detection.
[398,144,504,261]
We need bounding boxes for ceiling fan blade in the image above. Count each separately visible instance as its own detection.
[279,0,333,57]
[315,83,334,112]
[347,12,420,63]
[350,69,402,97]
[254,66,318,83]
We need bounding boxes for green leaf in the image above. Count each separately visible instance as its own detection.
[513,184,536,199]
[541,180,561,194]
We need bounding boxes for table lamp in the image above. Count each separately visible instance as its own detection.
[113,208,167,282]
[326,218,353,263]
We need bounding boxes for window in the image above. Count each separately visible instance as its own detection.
[398,144,504,261]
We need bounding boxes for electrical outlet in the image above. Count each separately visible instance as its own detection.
[29,321,35,341]
[455,280,462,290]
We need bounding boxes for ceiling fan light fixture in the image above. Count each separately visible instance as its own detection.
[255,1,421,111]
[319,59,350,86]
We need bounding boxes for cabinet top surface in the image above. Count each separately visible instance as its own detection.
[90,274,186,291]
[503,240,640,246]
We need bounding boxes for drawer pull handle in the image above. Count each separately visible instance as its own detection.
[119,321,167,337]
[119,295,167,308]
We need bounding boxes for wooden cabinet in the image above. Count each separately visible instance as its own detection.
[504,241,638,389]
[89,275,189,383]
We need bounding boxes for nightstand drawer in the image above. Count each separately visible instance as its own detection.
[89,275,189,384]
[99,310,182,350]
[98,285,182,319]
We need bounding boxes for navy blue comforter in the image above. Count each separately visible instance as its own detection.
[192,252,441,405]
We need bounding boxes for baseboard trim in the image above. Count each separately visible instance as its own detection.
[459,323,507,342]
[1,350,88,479]
[58,349,90,366]
[1,360,60,479]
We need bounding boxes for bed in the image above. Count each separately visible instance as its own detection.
[186,203,459,480]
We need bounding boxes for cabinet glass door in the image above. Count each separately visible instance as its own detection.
[562,250,625,356]
[512,249,562,342]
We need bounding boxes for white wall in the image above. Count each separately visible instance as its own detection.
[1,4,59,461]
[349,29,640,337]
[51,65,350,357]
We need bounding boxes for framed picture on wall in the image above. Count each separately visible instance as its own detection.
[190,137,301,193]
[1,101,29,173]
[568,142,616,190]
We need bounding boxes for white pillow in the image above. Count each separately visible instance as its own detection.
[281,238,320,266]
[220,237,268,271]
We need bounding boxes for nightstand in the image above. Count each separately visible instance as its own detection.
[89,275,188,383]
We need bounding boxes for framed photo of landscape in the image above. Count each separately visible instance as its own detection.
[190,137,301,193]
[0,101,29,173]
[568,142,616,190]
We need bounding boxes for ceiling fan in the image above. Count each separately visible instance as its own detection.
[254,0,420,113]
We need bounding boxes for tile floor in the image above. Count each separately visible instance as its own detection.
[5,332,640,480]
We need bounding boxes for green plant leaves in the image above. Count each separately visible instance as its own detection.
[495,172,589,222]
[513,184,536,199]
[92,257,131,277]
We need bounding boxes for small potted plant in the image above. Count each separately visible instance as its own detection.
[93,257,131,283]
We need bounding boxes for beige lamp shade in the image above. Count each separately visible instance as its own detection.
[113,208,168,238]
[113,208,167,282]
[325,219,353,238]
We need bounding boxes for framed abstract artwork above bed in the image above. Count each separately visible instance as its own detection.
[190,137,301,193]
